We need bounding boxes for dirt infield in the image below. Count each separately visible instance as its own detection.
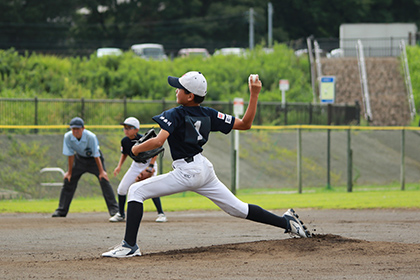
[1,209,420,279]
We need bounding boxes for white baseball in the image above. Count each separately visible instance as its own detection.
[249,74,258,83]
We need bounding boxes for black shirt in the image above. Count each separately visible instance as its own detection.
[152,105,235,160]
[120,133,145,163]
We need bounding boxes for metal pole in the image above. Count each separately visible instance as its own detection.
[356,40,373,122]
[308,102,313,124]
[249,8,254,50]
[159,98,166,174]
[158,152,163,177]
[297,128,302,194]
[34,97,38,134]
[400,40,416,120]
[281,90,286,108]
[231,132,236,195]
[314,40,323,78]
[327,129,331,189]
[234,120,240,190]
[401,129,405,191]
[390,37,393,56]
[347,129,353,192]
[81,98,85,120]
[327,104,332,125]
[267,3,273,48]
[307,37,316,103]
[123,96,127,119]
[284,103,288,125]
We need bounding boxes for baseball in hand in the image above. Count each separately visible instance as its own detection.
[249,74,259,83]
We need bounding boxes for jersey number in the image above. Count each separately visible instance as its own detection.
[194,121,203,141]
[185,115,210,146]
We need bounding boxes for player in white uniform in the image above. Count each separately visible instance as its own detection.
[110,117,167,223]
[102,71,311,258]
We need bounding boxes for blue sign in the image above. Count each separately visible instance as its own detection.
[319,76,336,103]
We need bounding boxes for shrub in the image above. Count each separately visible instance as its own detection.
[0,43,312,102]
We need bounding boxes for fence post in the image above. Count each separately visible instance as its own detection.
[34,97,38,134]
[401,129,405,191]
[327,103,332,125]
[157,98,166,176]
[308,102,313,124]
[297,127,302,194]
[327,129,331,189]
[257,101,261,125]
[390,36,393,56]
[344,103,348,124]
[158,152,163,179]
[81,98,85,120]
[355,100,361,125]
[231,131,236,195]
[347,129,353,192]
[123,96,127,119]
[284,103,288,125]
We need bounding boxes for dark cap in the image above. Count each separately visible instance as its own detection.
[69,117,84,128]
[168,76,188,92]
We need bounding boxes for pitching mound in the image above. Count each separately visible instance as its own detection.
[1,210,420,279]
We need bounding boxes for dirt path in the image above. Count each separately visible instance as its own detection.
[1,209,420,279]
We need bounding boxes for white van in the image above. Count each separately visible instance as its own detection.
[130,43,167,60]
[213,47,246,56]
[97,48,123,57]
[178,48,210,58]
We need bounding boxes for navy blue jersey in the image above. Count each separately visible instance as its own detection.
[120,133,144,162]
[152,105,235,160]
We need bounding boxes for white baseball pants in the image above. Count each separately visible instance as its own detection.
[117,160,157,196]
[127,153,249,218]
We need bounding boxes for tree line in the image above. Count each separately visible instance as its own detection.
[1,0,419,56]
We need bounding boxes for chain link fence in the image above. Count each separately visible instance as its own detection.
[0,98,360,130]
[1,127,419,199]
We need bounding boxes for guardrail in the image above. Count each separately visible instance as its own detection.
[40,167,65,187]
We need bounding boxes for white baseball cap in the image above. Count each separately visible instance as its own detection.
[168,71,207,97]
[120,117,140,129]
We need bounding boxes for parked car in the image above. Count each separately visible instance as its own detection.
[96,48,123,57]
[327,48,344,58]
[130,43,167,60]
[213,47,246,56]
[262,48,274,54]
[178,48,210,58]
[294,48,324,57]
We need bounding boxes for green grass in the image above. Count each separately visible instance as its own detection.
[1,185,419,213]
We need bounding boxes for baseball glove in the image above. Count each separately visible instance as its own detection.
[130,128,164,163]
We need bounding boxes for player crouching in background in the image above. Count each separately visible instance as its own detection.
[111,117,167,223]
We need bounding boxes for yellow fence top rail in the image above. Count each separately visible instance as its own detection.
[252,125,420,131]
[0,124,157,129]
[1,124,420,131]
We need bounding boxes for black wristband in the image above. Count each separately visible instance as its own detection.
[148,163,154,168]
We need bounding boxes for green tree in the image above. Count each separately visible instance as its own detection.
[2,0,420,55]
[0,0,79,51]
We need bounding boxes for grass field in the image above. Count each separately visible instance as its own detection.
[1,184,419,213]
